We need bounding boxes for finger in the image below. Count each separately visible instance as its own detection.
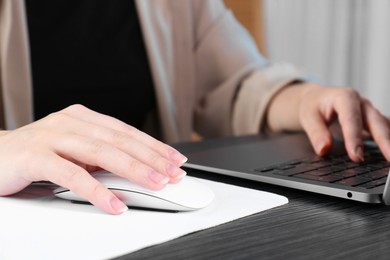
[59,105,187,166]
[362,101,390,161]
[333,89,364,162]
[86,122,187,181]
[52,116,187,182]
[54,133,170,190]
[301,109,333,156]
[42,154,128,215]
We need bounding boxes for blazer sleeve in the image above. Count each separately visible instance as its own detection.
[193,0,306,137]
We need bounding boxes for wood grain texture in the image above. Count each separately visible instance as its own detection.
[115,169,390,260]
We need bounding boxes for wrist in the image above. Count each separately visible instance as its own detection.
[266,82,319,132]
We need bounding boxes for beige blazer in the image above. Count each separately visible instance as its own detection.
[0,0,305,143]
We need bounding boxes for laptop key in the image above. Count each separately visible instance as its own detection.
[360,168,389,180]
[254,166,275,173]
[305,168,336,176]
[341,168,370,176]
[266,164,323,176]
[328,165,347,171]
[358,182,377,189]
[335,176,371,187]
[341,162,360,169]
[273,164,334,176]
[357,177,387,189]
[333,171,359,178]
[277,164,296,170]
[294,174,344,183]
[287,160,303,165]
[309,161,335,168]
[376,161,390,167]
[372,177,387,186]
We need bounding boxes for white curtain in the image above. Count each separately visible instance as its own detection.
[264,0,390,116]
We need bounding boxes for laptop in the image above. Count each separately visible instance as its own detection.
[175,133,390,205]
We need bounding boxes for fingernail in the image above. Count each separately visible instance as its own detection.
[315,138,327,155]
[169,150,188,165]
[166,164,187,179]
[149,170,170,185]
[110,197,128,214]
[355,145,364,162]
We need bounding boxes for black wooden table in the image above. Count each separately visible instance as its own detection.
[116,169,390,260]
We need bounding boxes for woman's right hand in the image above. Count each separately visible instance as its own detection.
[0,104,187,214]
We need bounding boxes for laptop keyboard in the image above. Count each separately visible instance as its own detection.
[254,146,390,189]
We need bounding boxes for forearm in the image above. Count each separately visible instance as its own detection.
[0,130,9,137]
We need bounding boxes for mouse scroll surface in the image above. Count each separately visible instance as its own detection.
[53,171,215,212]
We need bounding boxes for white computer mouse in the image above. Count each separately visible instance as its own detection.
[53,171,215,211]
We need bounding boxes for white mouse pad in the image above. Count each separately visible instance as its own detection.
[0,178,288,260]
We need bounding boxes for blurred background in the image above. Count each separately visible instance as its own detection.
[225,0,390,117]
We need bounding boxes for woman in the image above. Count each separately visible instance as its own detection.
[0,0,388,214]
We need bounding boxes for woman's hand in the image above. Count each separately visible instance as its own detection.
[0,105,187,214]
[267,82,390,162]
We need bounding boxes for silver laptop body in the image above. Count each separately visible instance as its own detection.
[176,133,390,205]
